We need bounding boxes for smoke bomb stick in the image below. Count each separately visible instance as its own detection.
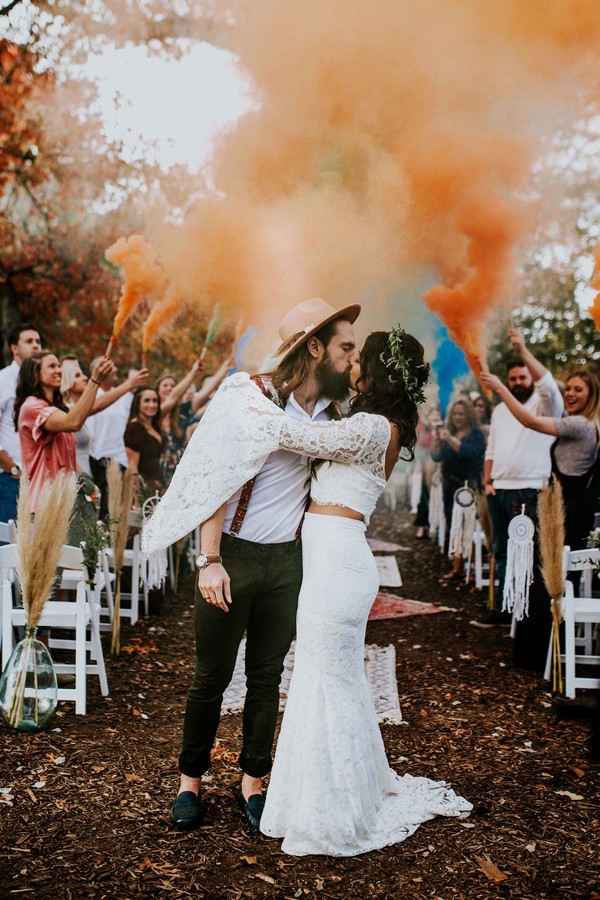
[105,335,116,359]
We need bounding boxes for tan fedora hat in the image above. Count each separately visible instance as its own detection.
[274,297,361,364]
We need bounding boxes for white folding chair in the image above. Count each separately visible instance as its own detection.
[471,518,492,590]
[0,521,17,650]
[104,509,144,623]
[0,520,15,544]
[1,543,108,714]
[544,546,600,698]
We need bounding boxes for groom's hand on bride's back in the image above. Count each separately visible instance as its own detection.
[198,564,232,613]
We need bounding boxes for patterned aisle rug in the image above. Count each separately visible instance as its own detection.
[375,555,402,587]
[222,640,403,724]
[367,538,407,553]
[369,591,449,621]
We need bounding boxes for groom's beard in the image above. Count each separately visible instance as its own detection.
[315,353,351,401]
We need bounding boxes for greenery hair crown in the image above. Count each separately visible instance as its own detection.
[380,325,427,405]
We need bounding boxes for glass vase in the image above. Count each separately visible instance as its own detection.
[0,628,58,731]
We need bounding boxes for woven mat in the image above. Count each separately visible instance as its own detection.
[367,538,407,552]
[375,555,402,587]
[368,591,448,621]
[222,640,403,725]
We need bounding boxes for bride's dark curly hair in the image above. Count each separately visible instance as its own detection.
[349,330,430,461]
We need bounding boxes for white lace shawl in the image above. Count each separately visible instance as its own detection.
[141,372,388,556]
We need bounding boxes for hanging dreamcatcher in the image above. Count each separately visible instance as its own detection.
[503,505,535,621]
[428,466,445,550]
[448,482,477,561]
[142,493,168,590]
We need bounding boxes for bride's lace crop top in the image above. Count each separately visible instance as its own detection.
[309,458,387,524]
[276,415,390,524]
[142,373,391,555]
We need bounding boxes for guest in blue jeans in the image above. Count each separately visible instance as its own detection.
[483,328,563,638]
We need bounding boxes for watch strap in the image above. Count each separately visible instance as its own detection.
[196,554,222,569]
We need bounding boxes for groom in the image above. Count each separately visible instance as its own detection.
[170,297,360,831]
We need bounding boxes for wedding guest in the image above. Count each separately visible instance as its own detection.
[124,388,164,494]
[480,366,600,552]
[158,357,233,485]
[0,323,41,524]
[470,391,492,441]
[14,352,112,511]
[413,407,442,539]
[431,397,485,579]
[88,358,149,517]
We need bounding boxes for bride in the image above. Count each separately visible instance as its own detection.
[143,325,471,857]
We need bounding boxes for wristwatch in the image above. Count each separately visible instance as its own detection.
[195,553,222,570]
[10,465,20,478]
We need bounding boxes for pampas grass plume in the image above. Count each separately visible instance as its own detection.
[539,480,566,601]
[15,473,78,629]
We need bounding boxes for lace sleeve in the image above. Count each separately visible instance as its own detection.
[142,373,284,555]
[278,413,391,466]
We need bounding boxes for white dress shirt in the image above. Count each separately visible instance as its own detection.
[223,391,333,543]
[90,390,133,467]
[0,361,21,465]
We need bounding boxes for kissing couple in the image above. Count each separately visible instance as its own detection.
[143,297,471,857]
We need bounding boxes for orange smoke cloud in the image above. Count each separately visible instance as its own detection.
[589,244,600,330]
[105,234,167,340]
[145,1,600,367]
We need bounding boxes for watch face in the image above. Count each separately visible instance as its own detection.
[195,553,208,569]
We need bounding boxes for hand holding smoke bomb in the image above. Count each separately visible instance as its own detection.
[475,356,493,400]
[200,304,221,361]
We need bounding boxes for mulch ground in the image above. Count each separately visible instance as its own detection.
[1,502,599,900]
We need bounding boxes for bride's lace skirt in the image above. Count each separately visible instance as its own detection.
[260,513,472,857]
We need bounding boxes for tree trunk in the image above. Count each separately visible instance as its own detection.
[0,280,22,367]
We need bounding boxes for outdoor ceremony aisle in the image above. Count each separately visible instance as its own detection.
[0,502,598,899]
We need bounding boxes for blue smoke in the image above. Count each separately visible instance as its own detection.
[231,324,258,373]
[431,323,469,417]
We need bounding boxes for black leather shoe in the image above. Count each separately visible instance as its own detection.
[169,791,204,830]
[236,788,265,831]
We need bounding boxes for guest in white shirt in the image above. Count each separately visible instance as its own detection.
[483,328,563,637]
[86,357,149,518]
[0,323,41,524]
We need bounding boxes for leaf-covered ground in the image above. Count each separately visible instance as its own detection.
[1,503,599,899]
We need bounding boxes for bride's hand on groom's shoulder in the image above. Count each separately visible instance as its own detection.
[198,564,232,613]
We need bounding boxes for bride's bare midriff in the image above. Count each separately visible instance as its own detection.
[307,501,364,521]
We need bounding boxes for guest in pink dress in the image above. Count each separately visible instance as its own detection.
[14,352,113,511]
